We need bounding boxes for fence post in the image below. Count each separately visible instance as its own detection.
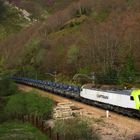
[35,115,38,127]
[18,113,21,120]
[106,110,109,118]
[57,133,59,140]
[49,127,52,138]
[17,113,19,120]
[29,114,31,123]
[41,120,45,131]
[22,114,24,123]
[33,114,36,125]
[31,114,34,124]
[27,114,30,122]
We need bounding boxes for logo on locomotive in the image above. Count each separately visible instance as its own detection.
[96,94,109,99]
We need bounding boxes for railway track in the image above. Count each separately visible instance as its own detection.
[13,77,140,138]
[17,83,140,139]
[13,77,140,119]
[17,83,140,120]
[13,77,140,121]
[18,84,140,122]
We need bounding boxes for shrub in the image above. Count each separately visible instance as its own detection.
[0,73,17,97]
[53,118,100,140]
[0,121,50,140]
[5,91,54,119]
[0,0,6,21]
[95,68,118,85]
[119,56,136,84]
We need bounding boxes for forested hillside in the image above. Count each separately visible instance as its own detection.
[0,0,140,84]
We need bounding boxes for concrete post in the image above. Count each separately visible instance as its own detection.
[106,110,109,118]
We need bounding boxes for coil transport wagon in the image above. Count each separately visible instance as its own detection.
[12,77,140,118]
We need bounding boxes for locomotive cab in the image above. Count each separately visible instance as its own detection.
[131,89,140,110]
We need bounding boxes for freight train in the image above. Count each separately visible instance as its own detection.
[12,77,140,118]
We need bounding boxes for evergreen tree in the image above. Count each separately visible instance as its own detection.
[0,0,6,21]
[119,55,136,83]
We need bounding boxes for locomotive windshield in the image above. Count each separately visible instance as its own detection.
[139,95,140,101]
[130,96,134,100]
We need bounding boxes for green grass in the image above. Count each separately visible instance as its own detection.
[91,11,109,22]
[48,24,80,40]
[0,121,50,140]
